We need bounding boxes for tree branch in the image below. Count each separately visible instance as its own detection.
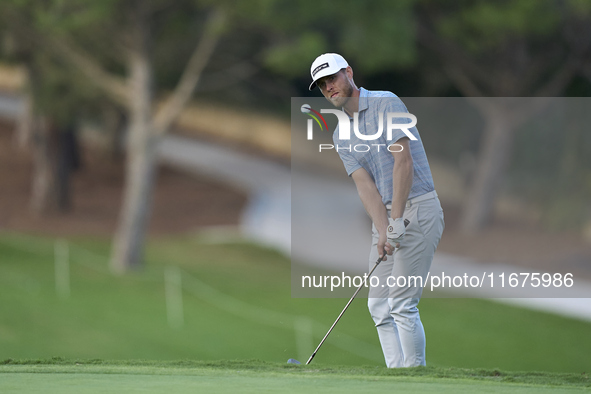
[1,6,129,107]
[196,60,258,92]
[513,46,562,94]
[416,21,495,94]
[153,8,226,134]
[443,64,484,97]
[47,35,129,107]
[526,16,590,96]
[583,61,591,85]
[534,55,581,96]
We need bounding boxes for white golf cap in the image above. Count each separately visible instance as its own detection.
[309,53,349,91]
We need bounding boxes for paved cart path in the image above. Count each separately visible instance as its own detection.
[157,135,591,323]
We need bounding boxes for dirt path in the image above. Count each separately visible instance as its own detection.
[0,121,247,237]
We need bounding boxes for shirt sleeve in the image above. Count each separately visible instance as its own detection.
[381,97,418,146]
[337,149,362,176]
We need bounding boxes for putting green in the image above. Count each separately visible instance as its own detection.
[0,364,588,394]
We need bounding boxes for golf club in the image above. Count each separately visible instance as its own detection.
[288,219,410,365]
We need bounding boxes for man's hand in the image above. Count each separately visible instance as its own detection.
[387,217,406,249]
[378,231,395,258]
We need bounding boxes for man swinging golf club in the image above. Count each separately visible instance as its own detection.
[308,53,444,367]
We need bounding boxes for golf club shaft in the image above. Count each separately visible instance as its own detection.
[305,219,409,365]
[305,254,385,365]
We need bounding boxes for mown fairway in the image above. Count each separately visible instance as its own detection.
[1,232,591,374]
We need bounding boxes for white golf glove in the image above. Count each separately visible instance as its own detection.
[387,217,406,247]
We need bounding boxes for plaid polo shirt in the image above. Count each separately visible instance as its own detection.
[333,88,434,205]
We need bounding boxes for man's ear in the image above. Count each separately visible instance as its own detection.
[346,66,353,79]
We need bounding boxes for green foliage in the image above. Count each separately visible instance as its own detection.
[246,0,418,77]
[435,0,561,53]
[0,0,123,125]
[28,57,103,126]
[338,0,416,71]
[567,0,591,16]
[264,32,328,77]
[0,0,223,123]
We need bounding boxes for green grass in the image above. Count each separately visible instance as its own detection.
[1,232,591,375]
[0,359,589,393]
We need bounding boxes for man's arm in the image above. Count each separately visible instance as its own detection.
[390,137,413,221]
[351,168,394,258]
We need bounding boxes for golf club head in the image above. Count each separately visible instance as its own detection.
[287,358,301,365]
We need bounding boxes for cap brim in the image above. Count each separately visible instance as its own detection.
[308,69,340,91]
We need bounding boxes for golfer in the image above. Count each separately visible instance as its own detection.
[308,53,444,367]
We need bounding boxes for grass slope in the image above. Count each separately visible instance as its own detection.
[1,233,591,374]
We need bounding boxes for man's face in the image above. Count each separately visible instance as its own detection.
[317,68,354,107]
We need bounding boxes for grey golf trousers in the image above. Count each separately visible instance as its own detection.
[368,191,444,368]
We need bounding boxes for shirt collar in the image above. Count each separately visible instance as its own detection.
[358,87,369,112]
[342,87,369,117]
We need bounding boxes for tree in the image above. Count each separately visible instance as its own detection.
[252,0,417,78]
[416,0,591,233]
[1,0,227,273]
[262,0,591,233]
[0,23,93,214]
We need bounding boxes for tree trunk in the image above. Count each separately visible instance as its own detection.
[55,125,79,211]
[30,117,77,213]
[459,98,554,233]
[30,116,54,214]
[102,104,126,159]
[460,106,515,233]
[14,93,33,149]
[110,12,156,274]
[108,6,224,273]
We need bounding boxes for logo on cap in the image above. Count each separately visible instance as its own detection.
[312,62,329,77]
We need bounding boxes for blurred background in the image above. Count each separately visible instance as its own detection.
[1,0,590,372]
